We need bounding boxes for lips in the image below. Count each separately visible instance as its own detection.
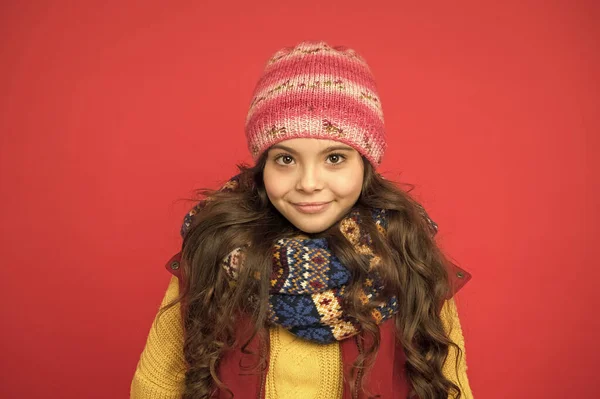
[292,201,332,214]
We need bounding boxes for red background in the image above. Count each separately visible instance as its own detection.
[1,1,598,398]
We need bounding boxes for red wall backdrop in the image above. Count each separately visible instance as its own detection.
[1,1,597,398]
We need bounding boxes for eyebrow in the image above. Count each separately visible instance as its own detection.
[269,144,355,155]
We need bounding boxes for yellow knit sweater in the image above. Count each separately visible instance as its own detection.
[130,276,473,398]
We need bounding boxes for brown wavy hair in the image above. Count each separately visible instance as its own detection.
[160,153,464,399]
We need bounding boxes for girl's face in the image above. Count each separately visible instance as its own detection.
[263,138,364,234]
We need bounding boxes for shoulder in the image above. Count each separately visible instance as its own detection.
[446,261,472,299]
[165,252,183,280]
[164,252,185,295]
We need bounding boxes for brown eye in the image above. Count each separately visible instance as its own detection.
[327,153,346,164]
[275,154,294,165]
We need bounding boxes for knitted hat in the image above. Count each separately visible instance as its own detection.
[245,40,386,168]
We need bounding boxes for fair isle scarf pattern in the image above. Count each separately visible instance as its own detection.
[180,175,438,344]
[221,207,398,344]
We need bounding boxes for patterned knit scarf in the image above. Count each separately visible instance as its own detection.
[180,176,437,344]
[221,207,397,344]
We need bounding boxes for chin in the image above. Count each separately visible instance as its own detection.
[289,215,338,234]
[294,223,329,234]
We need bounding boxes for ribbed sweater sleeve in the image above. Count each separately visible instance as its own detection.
[130,276,186,398]
[440,298,474,399]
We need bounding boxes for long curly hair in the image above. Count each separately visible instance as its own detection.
[159,153,464,399]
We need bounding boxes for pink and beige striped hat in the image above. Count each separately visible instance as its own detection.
[245,40,386,168]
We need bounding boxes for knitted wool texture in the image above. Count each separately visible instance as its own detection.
[219,206,399,344]
[265,325,343,398]
[245,40,386,168]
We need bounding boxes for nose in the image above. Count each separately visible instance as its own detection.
[295,165,323,193]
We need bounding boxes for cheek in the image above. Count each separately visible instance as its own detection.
[263,168,286,200]
[334,159,364,197]
[330,172,363,197]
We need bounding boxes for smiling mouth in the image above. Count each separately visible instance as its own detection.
[292,201,332,214]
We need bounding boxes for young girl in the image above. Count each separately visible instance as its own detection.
[131,41,473,399]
